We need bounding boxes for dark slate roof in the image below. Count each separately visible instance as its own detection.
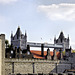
[16,27,22,38]
[59,31,65,40]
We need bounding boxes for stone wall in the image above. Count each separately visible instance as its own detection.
[0,34,5,75]
[0,39,2,75]
[5,63,12,75]
[14,63,33,74]
[56,64,71,73]
[5,59,72,75]
[34,63,56,74]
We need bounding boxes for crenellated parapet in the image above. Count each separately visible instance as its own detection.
[5,58,71,64]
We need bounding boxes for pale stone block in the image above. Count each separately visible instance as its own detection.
[0,39,2,75]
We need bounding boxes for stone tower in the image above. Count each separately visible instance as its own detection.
[54,31,69,49]
[0,34,5,75]
[11,27,27,50]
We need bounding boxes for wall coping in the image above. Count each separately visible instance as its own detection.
[5,58,71,64]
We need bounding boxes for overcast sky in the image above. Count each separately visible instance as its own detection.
[0,0,75,49]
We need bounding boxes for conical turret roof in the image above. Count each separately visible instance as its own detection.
[58,31,65,42]
[11,31,13,37]
[59,31,65,39]
[25,30,27,37]
[16,26,22,37]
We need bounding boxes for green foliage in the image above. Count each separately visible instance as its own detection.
[72,50,75,53]
[5,39,11,49]
[5,40,9,45]
[62,51,65,56]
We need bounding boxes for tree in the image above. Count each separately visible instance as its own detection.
[5,40,9,49]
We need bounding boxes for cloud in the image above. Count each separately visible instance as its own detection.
[0,0,18,4]
[37,3,75,21]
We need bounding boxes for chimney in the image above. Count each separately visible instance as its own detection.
[41,44,44,57]
[27,45,30,51]
[53,49,57,60]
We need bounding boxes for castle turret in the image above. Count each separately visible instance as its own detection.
[16,26,22,39]
[59,31,65,43]
[54,36,56,44]
[54,31,70,49]
[68,35,69,41]
[11,31,14,46]
[25,31,27,49]
[67,35,70,48]
[25,31,27,39]
[11,27,27,50]
[59,31,64,39]
[11,31,13,37]
[11,31,13,40]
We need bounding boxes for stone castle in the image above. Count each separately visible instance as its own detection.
[0,27,75,75]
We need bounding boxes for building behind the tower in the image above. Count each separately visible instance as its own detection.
[11,26,27,50]
[54,31,69,49]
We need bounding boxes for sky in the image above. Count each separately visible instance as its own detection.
[0,0,75,50]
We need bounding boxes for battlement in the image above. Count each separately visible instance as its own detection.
[5,58,70,64]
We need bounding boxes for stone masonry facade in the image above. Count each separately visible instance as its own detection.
[0,34,5,75]
[5,59,73,75]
